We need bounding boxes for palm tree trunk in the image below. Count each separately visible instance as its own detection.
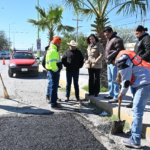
[96,31,108,88]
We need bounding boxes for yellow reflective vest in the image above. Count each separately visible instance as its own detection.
[45,44,61,72]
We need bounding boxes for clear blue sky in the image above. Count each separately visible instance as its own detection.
[0,0,150,51]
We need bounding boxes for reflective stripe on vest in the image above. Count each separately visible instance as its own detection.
[117,50,150,85]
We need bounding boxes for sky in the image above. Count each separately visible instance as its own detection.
[0,0,150,51]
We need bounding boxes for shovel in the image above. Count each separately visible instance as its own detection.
[111,99,125,134]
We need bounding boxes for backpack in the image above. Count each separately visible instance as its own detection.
[42,51,47,69]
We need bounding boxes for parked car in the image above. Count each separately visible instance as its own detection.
[8,51,39,77]
[0,53,10,59]
[40,55,44,62]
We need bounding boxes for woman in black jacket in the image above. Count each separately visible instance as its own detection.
[134,25,150,62]
[126,25,150,108]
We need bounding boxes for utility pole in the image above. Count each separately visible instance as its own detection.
[37,0,40,63]
[72,16,83,43]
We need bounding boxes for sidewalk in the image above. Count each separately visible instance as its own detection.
[39,65,150,140]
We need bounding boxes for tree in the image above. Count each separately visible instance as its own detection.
[113,26,137,43]
[0,31,9,51]
[59,32,87,55]
[28,5,75,42]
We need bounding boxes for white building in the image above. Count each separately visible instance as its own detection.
[124,43,136,51]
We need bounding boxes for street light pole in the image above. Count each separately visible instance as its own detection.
[9,22,15,55]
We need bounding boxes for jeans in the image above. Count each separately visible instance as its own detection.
[107,64,119,100]
[130,86,136,98]
[66,71,79,99]
[46,73,50,96]
[88,68,100,95]
[47,70,60,107]
[131,84,150,144]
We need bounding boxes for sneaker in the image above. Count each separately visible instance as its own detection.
[108,99,118,103]
[104,95,113,99]
[126,102,133,108]
[121,136,141,149]
[46,95,50,100]
[51,105,62,109]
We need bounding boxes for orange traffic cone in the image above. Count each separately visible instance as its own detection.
[3,58,5,65]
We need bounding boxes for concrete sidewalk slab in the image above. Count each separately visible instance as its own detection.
[39,65,150,140]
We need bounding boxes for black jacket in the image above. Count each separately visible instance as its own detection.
[62,48,84,72]
[134,33,150,62]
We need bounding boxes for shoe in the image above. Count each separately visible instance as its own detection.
[76,98,80,101]
[94,94,98,97]
[88,93,94,96]
[126,102,133,108]
[57,98,61,102]
[46,95,50,100]
[104,95,113,99]
[108,99,118,103]
[51,105,62,109]
[121,136,141,149]
[65,98,69,102]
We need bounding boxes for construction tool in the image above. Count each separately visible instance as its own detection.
[0,73,9,99]
[111,99,125,134]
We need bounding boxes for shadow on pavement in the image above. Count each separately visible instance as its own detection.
[0,98,53,115]
[12,72,47,80]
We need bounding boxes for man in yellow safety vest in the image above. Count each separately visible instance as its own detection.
[45,36,62,109]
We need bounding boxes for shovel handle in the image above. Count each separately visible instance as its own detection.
[118,99,121,121]
[0,73,5,87]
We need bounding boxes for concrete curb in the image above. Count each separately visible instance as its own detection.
[39,65,150,140]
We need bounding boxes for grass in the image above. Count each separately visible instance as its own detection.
[82,85,109,92]
[87,101,130,131]
[104,114,130,131]
[59,87,75,96]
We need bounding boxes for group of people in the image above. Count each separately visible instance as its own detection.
[44,25,150,148]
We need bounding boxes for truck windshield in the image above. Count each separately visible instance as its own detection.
[12,52,34,59]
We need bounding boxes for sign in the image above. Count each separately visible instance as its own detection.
[37,39,41,51]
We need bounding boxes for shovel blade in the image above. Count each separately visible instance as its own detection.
[111,120,125,134]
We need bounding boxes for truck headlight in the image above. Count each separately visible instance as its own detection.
[10,63,16,68]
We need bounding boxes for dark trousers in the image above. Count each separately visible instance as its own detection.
[88,68,100,95]
[48,70,60,107]
[66,71,79,99]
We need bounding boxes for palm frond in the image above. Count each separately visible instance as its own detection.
[116,0,148,16]
[78,8,95,20]
[57,24,75,33]
[35,6,46,18]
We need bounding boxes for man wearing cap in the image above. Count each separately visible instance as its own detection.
[103,27,125,103]
[45,36,62,109]
[107,49,150,149]
[62,40,84,101]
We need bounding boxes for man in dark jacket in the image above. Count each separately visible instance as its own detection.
[62,40,84,101]
[103,27,125,103]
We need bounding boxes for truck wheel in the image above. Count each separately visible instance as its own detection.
[8,69,13,77]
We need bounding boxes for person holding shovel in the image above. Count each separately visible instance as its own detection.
[107,50,150,149]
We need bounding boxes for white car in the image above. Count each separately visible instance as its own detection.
[40,55,44,62]
[1,53,10,59]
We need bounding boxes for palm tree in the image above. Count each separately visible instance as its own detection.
[28,5,75,42]
[63,0,149,88]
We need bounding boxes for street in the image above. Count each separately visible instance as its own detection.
[0,60,150,150]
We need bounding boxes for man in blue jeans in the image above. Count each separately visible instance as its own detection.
[62,40,84,101]
[45,36,62,109]
[107,49,150,148]
[103,27,124,103]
